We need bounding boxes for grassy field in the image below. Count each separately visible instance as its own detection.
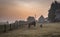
[0,23,60,37]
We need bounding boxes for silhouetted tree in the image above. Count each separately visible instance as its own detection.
[48,1,58,22]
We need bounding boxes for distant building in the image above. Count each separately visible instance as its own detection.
[48,1,60,22]
[38,15,45,23]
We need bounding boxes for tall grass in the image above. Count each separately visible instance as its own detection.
[0,23,60,37]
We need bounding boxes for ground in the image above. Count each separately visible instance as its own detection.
[0,23,60,37]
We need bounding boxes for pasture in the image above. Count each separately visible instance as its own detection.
[0,23,60,37]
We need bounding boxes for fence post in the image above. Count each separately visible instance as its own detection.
[10,24,12,30]
[4,24,6,32]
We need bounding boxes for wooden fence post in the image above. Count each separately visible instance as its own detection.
[4,24,6,32]
[10,24,12,30]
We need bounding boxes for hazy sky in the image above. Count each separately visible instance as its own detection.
[0,0,60,23]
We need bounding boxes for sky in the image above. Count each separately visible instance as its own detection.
[0,0,60,23]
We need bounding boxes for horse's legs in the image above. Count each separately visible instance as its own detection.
[34,24,36,27]
[34,22,36,27]
[28,24,30,28]
[40,24,43,28]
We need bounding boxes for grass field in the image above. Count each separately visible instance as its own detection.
[0,23,60,37]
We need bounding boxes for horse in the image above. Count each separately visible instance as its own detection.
[28,21,36,28]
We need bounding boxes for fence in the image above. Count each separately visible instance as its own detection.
[0,23,27,33]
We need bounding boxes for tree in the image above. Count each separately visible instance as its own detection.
[48,1,57,22]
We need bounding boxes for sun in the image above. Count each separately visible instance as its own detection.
[24,3,30,7]
[22,3,33,8]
